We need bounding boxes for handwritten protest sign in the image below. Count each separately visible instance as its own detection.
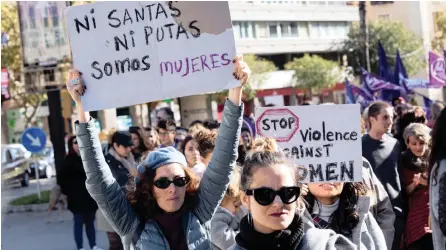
[65,2,237,111]
[255,104,362,183]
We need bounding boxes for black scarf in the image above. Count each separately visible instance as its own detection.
[401,150,429,173]
[235,213,304,250]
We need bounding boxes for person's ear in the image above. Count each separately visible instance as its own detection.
[113,142,119,150]
[240,191,250,208]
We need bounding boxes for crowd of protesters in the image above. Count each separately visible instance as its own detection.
[61,56,446,250]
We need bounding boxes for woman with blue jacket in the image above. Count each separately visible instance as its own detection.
[66,55,251,250]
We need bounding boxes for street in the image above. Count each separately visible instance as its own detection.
[1,178,108,250]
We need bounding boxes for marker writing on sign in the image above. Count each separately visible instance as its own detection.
[300,122,358,143]
[294,161,355,182]
[159,53,231,77]
[261,117,296,131]
[283,144,333,159]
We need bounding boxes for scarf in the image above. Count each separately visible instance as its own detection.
[235,213,304,250]
[153,209,188,250]
[108,148,137,175]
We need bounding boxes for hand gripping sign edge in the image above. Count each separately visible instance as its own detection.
[256,108,299,143]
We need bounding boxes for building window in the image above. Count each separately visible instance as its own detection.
[257,22,268,38]
[50,4,59,27]
[268,23,279,38]
[233,21,255,39]
[310,22,320,38]
[29,6,36,29]
[233,22,241,40]
[299,22,309,38]
[280,22,298,38]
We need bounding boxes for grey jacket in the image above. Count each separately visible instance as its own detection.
[302,196,387,250]
[362,157,395,249]
[228,227,358,250]
[75,100,243,250]
[429,159,446,250]
[210,207,247,250]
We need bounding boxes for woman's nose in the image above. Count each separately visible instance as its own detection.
[271,195,284,206]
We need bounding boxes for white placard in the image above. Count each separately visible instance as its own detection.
[65,1,238,111]
[255,104,362,183]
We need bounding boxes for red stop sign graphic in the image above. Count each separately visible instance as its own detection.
[256,108,299,142]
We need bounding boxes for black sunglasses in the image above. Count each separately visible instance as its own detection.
[246,186,300,206]
[73,141,78,145]
[154,176,190,189]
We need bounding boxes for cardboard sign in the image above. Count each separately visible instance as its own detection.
[255,104,362,183]
[65,1,238,111]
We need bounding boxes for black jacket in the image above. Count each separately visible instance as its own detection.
[59,153,98,213]
[104,153,130,187]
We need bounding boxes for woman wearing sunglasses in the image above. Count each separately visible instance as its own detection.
[230,144,357,250]
[66,55,250,250]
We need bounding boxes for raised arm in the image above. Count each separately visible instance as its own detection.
[194,56,250,222]
[68,70,139,236]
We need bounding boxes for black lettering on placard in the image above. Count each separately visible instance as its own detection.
[291,146,299,159]
[91,61,103,80]
[262,119,271,131]
[325,163,338,181]
[176,22,189,39]
[168,1,181,17]
[108,9,121,28]
[114,34,128,51]
[165,23,175,39]
[157,26,165,41]
[91,9,96,29]
[75,16,89,33]
[129,30,136,48]
[144,26,153,45]
[123,9,133,25]
[145,4,156,21]
[322,144,333,157]
[156,3,168,19]
[300,122,358,143]
[114,58,131,74]
[309,164,323,182]
[89,55,151,80]
[135,7,145,22]
[340,161,354,181]
[189,20,201,38]
[104,63,113,76]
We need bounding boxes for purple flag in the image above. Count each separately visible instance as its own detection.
[429,51,446,86]
[361,68,404,92]
[394,50,409,96]
[344,79,355,104]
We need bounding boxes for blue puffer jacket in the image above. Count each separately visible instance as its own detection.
[75,99,243,250]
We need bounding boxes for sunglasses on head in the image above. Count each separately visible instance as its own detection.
[154,176,190,189]
[246,186,300,206]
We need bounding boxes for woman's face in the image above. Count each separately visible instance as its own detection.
[407,136,427,157]
[72,139,79,155]
[152,163,188,213]
[131,133,140,149]
[308,182,344,205]
[241,164,297,234]
[147,130,158,148]
[184,139,201,167]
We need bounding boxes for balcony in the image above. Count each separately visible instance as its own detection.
[229,1,359,22]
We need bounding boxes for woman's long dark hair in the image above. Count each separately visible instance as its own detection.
[305,182,367,236]
[67,136,77,156]
[429,108,446,185]
[129,127,150,153]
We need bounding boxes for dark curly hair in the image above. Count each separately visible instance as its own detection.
[194,129,217,159]
[125,166,200,222]
[304,182,367,236]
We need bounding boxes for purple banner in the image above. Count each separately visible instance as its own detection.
[429,51,446,87]
[361,68,404,92]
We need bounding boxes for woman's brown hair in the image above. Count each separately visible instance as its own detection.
[194,129,217,158]
[126,166,200,221]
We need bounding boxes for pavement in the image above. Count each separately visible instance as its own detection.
[1,178,109,250]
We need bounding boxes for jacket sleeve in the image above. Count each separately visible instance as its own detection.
[75,119,139,236]
[364,212,388,250]
[438,171,446,236]
[301,228,357,250]
[194,99,243,223]
[365,158,395,249]
[211,216,237,250]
